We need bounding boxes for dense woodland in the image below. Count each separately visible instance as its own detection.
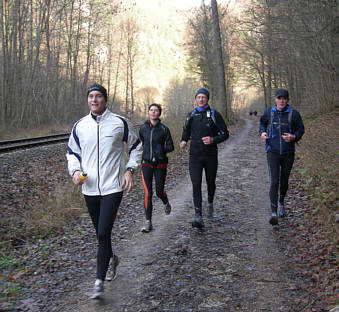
[0,0,338,131]
[1,1,338,310]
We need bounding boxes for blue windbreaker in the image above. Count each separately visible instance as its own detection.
[259,105,304,155]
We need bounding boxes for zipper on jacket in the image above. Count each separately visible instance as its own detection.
[96,116,101,195]
[150,126,155,162]
[278,113,282,155]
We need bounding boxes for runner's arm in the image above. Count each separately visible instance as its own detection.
[211,112,229,144]
[292,110,305,142]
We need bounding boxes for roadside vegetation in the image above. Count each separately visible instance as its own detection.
[1,111,338,310]
[0,0,338,309]
[298,108,338,243]
[287,108,339,309]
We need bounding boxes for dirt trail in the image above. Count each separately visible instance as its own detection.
[63,117,308,312]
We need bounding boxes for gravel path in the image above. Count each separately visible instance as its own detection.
[1,116,315,312]
[57,117,310,312]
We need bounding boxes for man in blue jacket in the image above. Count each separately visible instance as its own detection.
[259,89,304,226]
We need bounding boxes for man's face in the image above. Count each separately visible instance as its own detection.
[88,91,106,115]
[274,96,289,110]
[195,94,208,108]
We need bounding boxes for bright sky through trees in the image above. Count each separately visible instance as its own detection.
[171,0,233,10]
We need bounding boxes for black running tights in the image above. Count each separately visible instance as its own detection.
[267,151,294,212]
[141,164,168,221]
[189,154,218,211]
[84,192,123,280]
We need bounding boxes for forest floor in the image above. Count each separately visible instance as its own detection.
[0,114,338,311]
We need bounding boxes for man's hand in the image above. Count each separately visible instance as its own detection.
[179,141,187,149]
[261,132,269,141]
[72,171,84,185]
[202,136,213,145]
[122,171,134,192]
[282,133,295,142]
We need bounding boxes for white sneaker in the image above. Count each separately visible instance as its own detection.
[106,254,119,281]
[91,279,104,299]
[141,220,152,233]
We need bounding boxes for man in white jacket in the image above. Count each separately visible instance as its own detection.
[66,84,142,299]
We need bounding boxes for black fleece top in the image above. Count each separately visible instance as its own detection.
[181,108,229,156]
[139,120,174,163]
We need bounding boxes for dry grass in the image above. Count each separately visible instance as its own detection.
[24,183,86,239]
[297,108,339,243]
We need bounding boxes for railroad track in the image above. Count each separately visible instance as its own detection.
[0,133,70,153]
[0,124,142,154]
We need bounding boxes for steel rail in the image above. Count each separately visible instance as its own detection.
[0,133,70,153]
[0,124,142,154]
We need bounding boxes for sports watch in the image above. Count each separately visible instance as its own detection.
[126,167,135,174]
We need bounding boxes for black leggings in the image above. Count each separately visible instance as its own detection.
[189,154,218,210]
[84,192,123,280]
[141,164,168,221]
[267,151,294,212]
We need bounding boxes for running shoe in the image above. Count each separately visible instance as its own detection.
[269,212,279,226]
[278,202,286,217]
[91,279,104,299]
[106,254,119,281]
[207,202,214,218]
[192,215,204,229]
[141,220,152,233]
[164,202,171,215]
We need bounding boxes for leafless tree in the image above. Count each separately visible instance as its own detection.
[163,78,198,118]
[186,2,234,119]
[211,0,228,117]
[136,86,160,119]
[0,0,123,131]
[239,0,338,112]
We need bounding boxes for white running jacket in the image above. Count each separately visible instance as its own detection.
[66,109,142,196]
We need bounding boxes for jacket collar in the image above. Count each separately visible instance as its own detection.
[146,119,161,129]
[90,108,109,121]
[272,105,290,113]
[196,104,210,112]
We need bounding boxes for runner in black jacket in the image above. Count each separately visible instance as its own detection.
[139,104,174,232]
[180,88,229,229]
[259,88,304,226]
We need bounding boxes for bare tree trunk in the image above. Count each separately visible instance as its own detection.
[0,0,6,127]
[19,0,34,126]
[106,30,112,108]
[125,57,129,113]
[71,0,82,100]
[112,41,122,105]
[261,52,268,108]
[201,3,215,96]
[83,3,93,88]
[332,0,339,107]
[211,0,227,117]
[130,55,135,115]
[265,0,272,107]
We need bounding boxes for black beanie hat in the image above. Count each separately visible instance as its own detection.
[195,88,209,100]
[87,84,108,102]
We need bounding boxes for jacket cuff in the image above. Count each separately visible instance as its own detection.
[71,169,81,177]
